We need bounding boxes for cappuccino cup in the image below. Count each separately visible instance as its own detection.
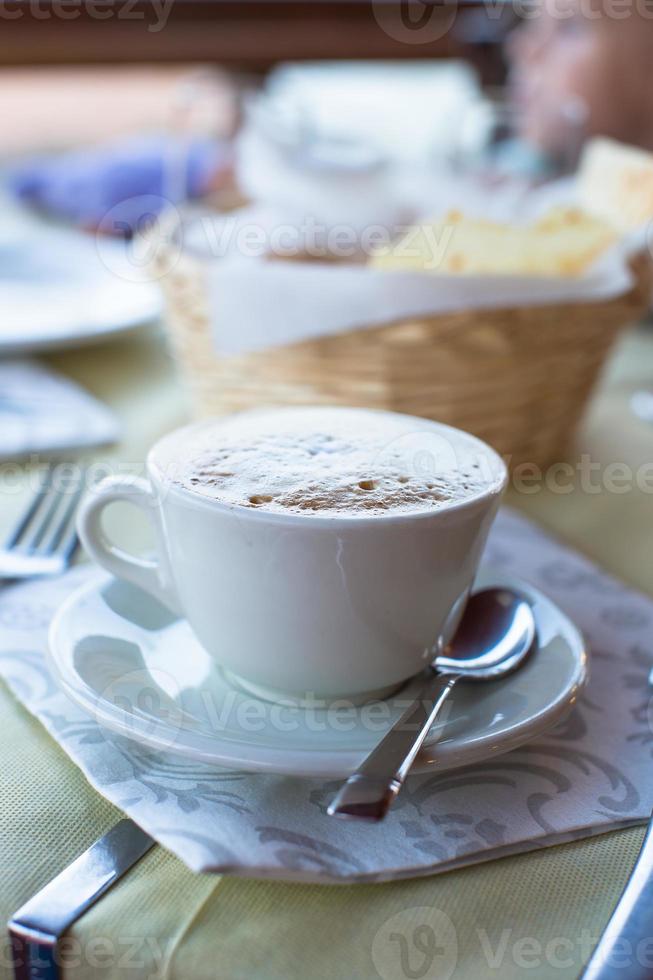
[78,407,507,704]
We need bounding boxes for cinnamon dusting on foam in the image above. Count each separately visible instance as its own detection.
[163,408,498,516]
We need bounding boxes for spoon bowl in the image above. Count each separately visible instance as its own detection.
[434,587,536,680]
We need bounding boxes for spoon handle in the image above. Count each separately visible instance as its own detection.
[327,672,458,821]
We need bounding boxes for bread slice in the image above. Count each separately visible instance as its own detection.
[578,137,653,233]
[370,207,616,278]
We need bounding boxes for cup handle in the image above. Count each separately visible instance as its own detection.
[77,476,180,613]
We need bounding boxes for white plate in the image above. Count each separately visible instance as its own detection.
[0,222,160,354]
[48,569,587,777]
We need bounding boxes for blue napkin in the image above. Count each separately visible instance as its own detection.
[10,134,231,234]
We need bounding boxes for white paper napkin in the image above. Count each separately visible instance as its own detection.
[0,360,119,460]
[206,245,634,356]
[1,509,651,883]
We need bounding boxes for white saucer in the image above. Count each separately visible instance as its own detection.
[48,569,587,778]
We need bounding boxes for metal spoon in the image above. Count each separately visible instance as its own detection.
[327,588,536,821]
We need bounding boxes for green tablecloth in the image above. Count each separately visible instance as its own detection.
[1,322,652,979]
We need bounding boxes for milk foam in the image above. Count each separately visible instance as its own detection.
[157,408,501,516]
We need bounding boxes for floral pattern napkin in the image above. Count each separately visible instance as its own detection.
[1,508,652,883]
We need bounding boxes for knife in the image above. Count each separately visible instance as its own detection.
[8,819,154,980]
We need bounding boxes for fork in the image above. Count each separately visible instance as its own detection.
[0,464,86,579]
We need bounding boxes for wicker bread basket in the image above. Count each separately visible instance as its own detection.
[158,248,652,468]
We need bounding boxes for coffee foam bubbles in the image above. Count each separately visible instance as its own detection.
[156,408,502,516]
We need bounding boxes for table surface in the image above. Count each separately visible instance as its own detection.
[1,320,653,980]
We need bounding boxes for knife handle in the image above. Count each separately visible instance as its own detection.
[581,814,653,980]
[8,820,154,980]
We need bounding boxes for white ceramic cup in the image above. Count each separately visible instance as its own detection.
[77,411,507,704]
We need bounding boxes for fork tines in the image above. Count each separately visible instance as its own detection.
[4,463,86,569]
